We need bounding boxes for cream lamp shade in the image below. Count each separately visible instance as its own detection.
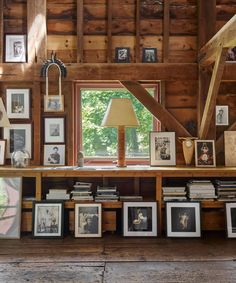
[0,98,10,127]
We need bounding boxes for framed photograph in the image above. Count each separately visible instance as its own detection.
[150,131,176,166]
[3,123,32,158]
[225,203,236,238]
[194,140,216,167]
[44,117,65,143]
[226,47,236,61]
[216,105,229,126]
[6,88,30,119]
[75,203,102,238]
[44,144,65,166]
[166,202,201,237]
[44,95,64,112]
[0,177,22,239]
[123,202,157,237]
[115,47,130,63]
[4,34,27,63]
[224,131,236,166]
[142,48,158,63]
[32,201,64,238]
[0,140,6,165]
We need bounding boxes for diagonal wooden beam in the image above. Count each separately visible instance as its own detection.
[199,46,228,139]
[120,80,191,137]
[216,121,236,154]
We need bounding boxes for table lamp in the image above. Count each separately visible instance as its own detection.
[101,98,139,167]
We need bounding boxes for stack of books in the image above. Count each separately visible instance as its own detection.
[119,195,143,202]
[71,182,93,201]
[187,180,217,201]
[95,186,119,202]
[215,180,236,201]
[46,189,70,200]
[162,186,187,201]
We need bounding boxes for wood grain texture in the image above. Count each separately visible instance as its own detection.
[163,0,170,62]
[77,0,84,63]
[0,0,3,63]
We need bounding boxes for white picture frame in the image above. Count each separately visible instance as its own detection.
[44,117,65,143]
[5,34,27,63]
[216,105,229,126]
[194,140,216,167]
[44,144,65,166]
[0,139,6,165]
[225,203,236,238]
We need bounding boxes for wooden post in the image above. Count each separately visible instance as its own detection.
[107,0,113,63]
[117,125,126,167]
[135,0,140,63]
[163,0,170,62]
[77,0,84,63]
[0,0,3,63]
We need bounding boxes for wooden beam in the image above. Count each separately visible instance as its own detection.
[27,0,36,64]
[163,0,170,62]
[120,81,192,137]
[199,47,228,139]
[216,121,236,154]
[107,0,112,63]
[0,0,3,63]
[77,0,84,63]
[135,0,140,63]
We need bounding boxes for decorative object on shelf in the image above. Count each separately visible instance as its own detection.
[150,131,176,166]
[123,202,157,237]
[11,149,30,168]
[0,98,10,128]
[44,117,65,144]
[166,201,201,238]
[216,105,229,126]
[77,151,84,167]
[194,140,216,167]
[44,144,65,166]
[0,140,6,165]
[178,137,198,166]
[225,202,236,238]
[101,98,139,167]
[4,34,27,63]
[142,48,158,63]
[115,47,130,63]
[224,131,236,166]
[41,51,66,112]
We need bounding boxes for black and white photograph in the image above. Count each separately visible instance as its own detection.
[226,46,236,61]
[123,202,157,237]
[115,47,130,63]
[194,140,216,167]
[3,124,32,158]
[32,201,64,238]
[225,203,236,238]
[44,117,65,143]
[6,88,30,119]
[142,48,158,63]
[216,105,229,126]
[75,203,102,237]
[166,202,201,237]
[0,139,6,165]
[44,95,64,112]
[4,34,27,63]
[44,144,65,166]
[150,132,176,166]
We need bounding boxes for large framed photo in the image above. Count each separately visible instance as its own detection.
[224,131,236,166]
[216,105,229,126]
[44,144,65,166]
[225,203,236,238]
[44,117,65,143]
[75,203,102,238]
[0,177,22,239]
[123,202,157,237]
[150,131,176,166]
[3,123,32,158]
[6,88,30,119]
[32,201,64,238]
[4,34,27,63]
[115,47,130,63]
[44,95,64,112]
[194,140,216,167]
[0,140,6,165]
[166,202,201,237]
[142,48,158,63]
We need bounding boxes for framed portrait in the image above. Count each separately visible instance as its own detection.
[194,140,216,167]
[44,117,65,143]
[224,131,236,166]
[32,201,64,238]
[3,123,32,158]
[44,144,65,166]
[75,203,102,238]
[0,140,6,165]
[0,177,22,239]
[226,47,236,61]
[44,95,64,112]
[115,47,130,63]
[225,203,236,238]
[123,202,157,237]
[6,88,30,119]
[142,48,158,63]
[166,202,201,237]
[216,105,229,126]
[150,131,176,166]
[4,34,27,63]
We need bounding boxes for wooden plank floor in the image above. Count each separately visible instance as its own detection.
[0,232,235,282]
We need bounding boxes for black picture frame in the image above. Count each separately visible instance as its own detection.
[225,203,236,238]
[115,47,130,63]
[142,48,158,63]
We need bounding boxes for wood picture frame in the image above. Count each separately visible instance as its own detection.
[194,140,216,167]
[4,34,27,63]
[225,202,236,238]
[224,131,236,166]
[43,144,65,166]
[115,47,130,63]
[0,139,7,165]
[44,95,64,112]
[142,48,158,63]
[216,105,229,126]
[44,117,65,143]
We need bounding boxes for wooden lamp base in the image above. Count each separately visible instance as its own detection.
[117,125,126,167]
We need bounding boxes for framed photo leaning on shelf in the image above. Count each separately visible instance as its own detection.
[142,48,158,63]
[0,139,6,165]
[123,202,157,237]
[44,117,65,143]
[194,140,216,167]
[224,131,236,166]
[44,144,65,166]
[4,34,27,63]
[166,202,201,238]
[115,47,130,63]
[216,105,229,126]
[225,203,236,238]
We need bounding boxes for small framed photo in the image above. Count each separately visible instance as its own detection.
[0,139,6,165]
[224,131,236,166]
[142,48,158,63]
[44,117,65,143]
[3,123,32,158]
[225,203,236,238]
[75,203,102,238]
[6,88,30,119]
[44,144,65,166]
[166,202,201,237]
[216,105,229,126]
[44,95,64,112]
[150,131,176,166]
[32,201,64,238]
[194,140,216,167]
[123,202,157,237]
[4,34,27,63]
[115,47,130,63]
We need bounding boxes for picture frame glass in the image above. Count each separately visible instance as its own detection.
[5,34,27,63]
[194,140,216,167]
[226,203,236,238]
[142,48,157,63]
[45,117,65,143]
[44,144,65,166]
[6,89,30,119]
